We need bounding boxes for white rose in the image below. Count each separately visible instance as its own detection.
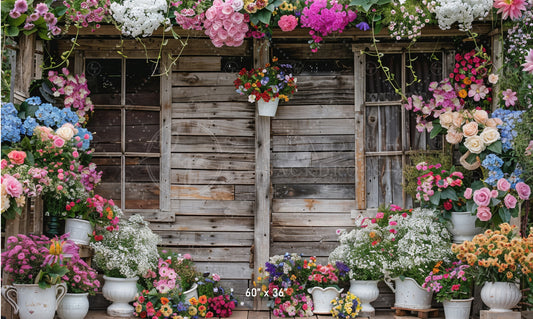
[464,135,486,154]
[480,127,500,145]
[1,184,10,213]
[439,111,453,129]
[56,123,78,141]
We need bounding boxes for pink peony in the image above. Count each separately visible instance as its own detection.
[464,188,473,199]
[523,49,533,74]
[473,188,492,207]
[3,175,23,198]
[504,194,517,209]
[515,182,531,200]
[496,178,511,192]
[7,150,26,165]
[494,0,527,20]
[278,15,298,32]
[476,206,492,222]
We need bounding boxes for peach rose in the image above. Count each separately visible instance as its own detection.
[7,150,26,165]
[462,121,479,137]
[446,130,464,144]
[485,118,498,128]
[480,127,500,145]
[473,109,488,124]
[439,111,454,129]
[464,136,486,154]
[452,112,464,128]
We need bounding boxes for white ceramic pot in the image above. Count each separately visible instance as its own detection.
[480,282,521,312]
[349,280,379,313]
[64,218,93,245]
[257,97,279,117]
[183,283,198,304]
[307,286,343,314]
[443,298,473,319]
[57,292,90,319]
[102,276,139,317]
[1,283,67,319]
[390,277,432,310]
[448,211,483,243]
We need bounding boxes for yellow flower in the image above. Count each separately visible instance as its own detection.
[161,304,173,317]
[49,239,65,256]
[135,304,143,313]
[188,306,198,316]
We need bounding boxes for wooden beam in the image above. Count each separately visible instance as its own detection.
[13,34,36,103]
[160,52,173,220]
[353,47,366,211]
[253,38,271,310]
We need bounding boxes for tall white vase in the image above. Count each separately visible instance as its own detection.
[443,298,473,319]
[480,282,521,312]
[448,211,483,243]
[307,286,343,314]
[102,276,139,317]
[349,280,380,313]
[57,292,90,319]
[2,283,67,319]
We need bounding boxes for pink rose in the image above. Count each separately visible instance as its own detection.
[464,188,473,200]
[473,188,491,207]
[496,178,511,192]
[376,212,384,219]
[278,15,298,32]
[515,182,531,200]
[476,206,492,222]
[491,190,498,198]
[52,136,65,148]
[504,194,517,209]
[1,159,7,169]
[3,175,23,198]
[8,150,26,165]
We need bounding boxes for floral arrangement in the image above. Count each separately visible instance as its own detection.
[134,292,188,318]
[1,0,63,39]
[234,57,297,103]
[203,0,249,47]
[330,291,362,319]
[110,0,169,37]
[91,214,161,278]
[413,161,467,217]
[433,0,492,31]
[171,0,209,30]
[187,295,212,318]
[330,205,410,281]
[63,0,110,30]
[307,261,349,288]
[47,68,95,125]
[208,292,238,318]
[384,0,435,41]
[272,293,314,317]
[62,252,101,294]
[452,223,533,284]
[64,194,119,232]
[422,261,473,302]
[1,234,75,288]
[159,251,199,292]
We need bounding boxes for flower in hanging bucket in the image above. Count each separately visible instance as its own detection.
[330,291,362,318]
[234,57,297,103]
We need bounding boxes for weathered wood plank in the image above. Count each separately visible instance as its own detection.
[272,43,353,59]
[296,75,354,90]
[271,226,347,242]
[286,90,354,105]
[171,153,255,170]
[174,56,222,71]
[272,151,354,168]
[271,242,339,256]
[235,185,255,201]
[172,136,255,153]
[172,73,237,87]
[272,212,352,227]
[172,170,255,185]
[158,231,253,246]
[366,156,380,209]
[172,102,254,118]
[152,216,253,232]
[274,184,355,199]
[172,86,244,102]
[272,135,355,152]
[194,262,253,280]
[164,247,251,262]
[171,200,253,216]
[172,119,254,136]
[272,167,355,184]
[171,185,234,200]
[275,104,354,120]
[272,119,355,135]
[354,49,367,211]
[272,199,355,213]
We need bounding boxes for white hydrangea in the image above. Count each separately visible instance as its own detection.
[110,0,169,37]
[435,0,492,31]
[91,214,161,278]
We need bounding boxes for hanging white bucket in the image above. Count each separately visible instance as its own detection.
[257,98,279,117]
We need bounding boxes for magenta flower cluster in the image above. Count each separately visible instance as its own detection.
[9,0,61,36]
[63,0,110,30]
[172,0,206,30]
[204,0,249,47]
[62,255,101,294]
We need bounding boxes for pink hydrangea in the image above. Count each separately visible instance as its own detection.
[203,0,249,47]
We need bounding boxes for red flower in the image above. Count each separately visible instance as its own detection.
[140,311,147,318]
[451,284,460,291]
[443,200,452,211]
[206,312,214,318]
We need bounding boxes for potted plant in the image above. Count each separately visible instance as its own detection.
[422,261,474,319]
[452,223,532,312]
[56,254,101,319]
[1,234,73,319]
[234,56,297,117]
[90,214,161,317]
[306,261,349,314]
[330,291,362,319]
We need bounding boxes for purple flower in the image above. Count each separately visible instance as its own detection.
[13,0,28,13]
[34,3,49,15]
[260,76,270,86]
[356,22,370,31]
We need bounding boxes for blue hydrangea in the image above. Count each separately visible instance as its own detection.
[492,108,524,152]
[484,168,504,186]
[508,166,524,189]
[75,127,93,150]
[1,103,22,143]
[59,108,80,126]
[26,96,42,105]
[21,117,38,136]
[482,154,504,171]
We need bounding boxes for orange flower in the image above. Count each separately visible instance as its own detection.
[458,89,468,98]
[463,77,472,85]
[432,261,443,273]
[198,295,208,304]
[160,297,169,305]
[286,288,293,296]
[198,305,206,312]
[369,231,376,239]
[272,56,278,62]
[189,297,198,306]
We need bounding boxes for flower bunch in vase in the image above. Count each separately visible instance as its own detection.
[307,261,349,289]
[234,57,297,103]
[330,292,362,319]
[422,260,473,302]
[64,194,121,234]
[62,255,101,294]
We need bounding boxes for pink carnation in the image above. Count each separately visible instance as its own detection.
[278,15,298,32]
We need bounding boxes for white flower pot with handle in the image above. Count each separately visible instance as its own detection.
[387,277,433,310]
[257,98,279,116]
[57,292,90,319]
[443,298,473,319]
[183,283,198,304]
[307,286,343,314]
[64,218,93,245]
[1,283,67,319]
[448,211,483,243]
[102,276,139,317]
[480,282,521,312]
[349,280,380,313]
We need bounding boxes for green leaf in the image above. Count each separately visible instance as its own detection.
[26,151,34,166]
[486,141,502,154]
[53,5,68,17]
[9,14,26,27]
[255,9,272,25]
[6,25,19,37]
[440,188,458,201]
[430,122,442,139]
[429,192,441,206]
[250,14,259,26]
[266,0,284,11]
[498,207,511,223]
[37,29,50,40]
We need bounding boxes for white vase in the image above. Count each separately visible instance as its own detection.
[257,97,279,117]
[349,280,379,313]
[448,211,483,243]
[390,277,433,310]
[480,282,521,312]
[1,283,67,319]
[443,298,473,319]
[57,292,90,319]
[307,286,343,314]
[102,276,139,317]
[183,283,198,304]
[64,218,93,245]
